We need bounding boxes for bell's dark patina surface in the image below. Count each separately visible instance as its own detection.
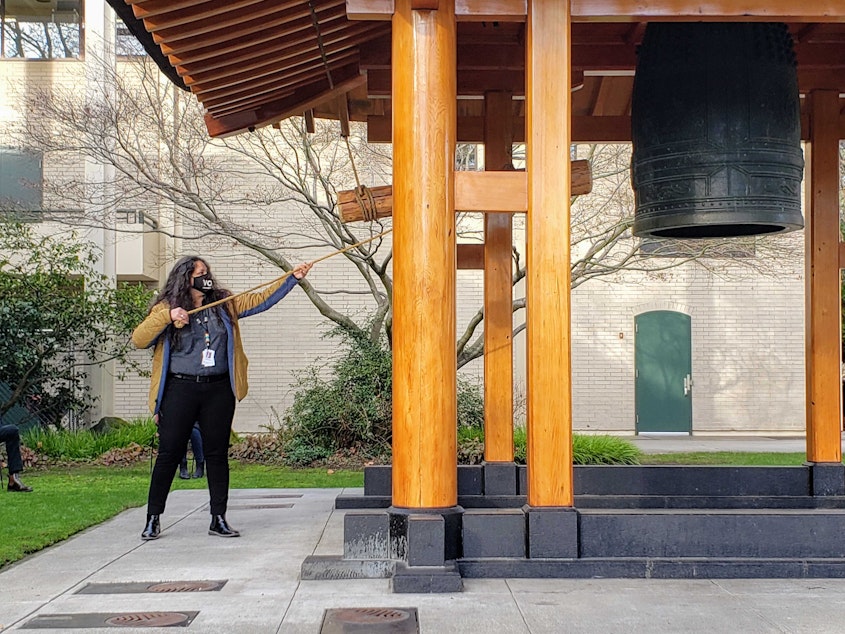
[631,23,805,239]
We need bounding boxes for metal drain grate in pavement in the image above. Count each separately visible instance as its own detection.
[21,611,198,629]
[320,607,419,633]
[201,502,295,511]
[76,580,226,594]
[226,503,294,510]
[236,494,303,499]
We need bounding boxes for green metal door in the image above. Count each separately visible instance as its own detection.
[635,310,692,434]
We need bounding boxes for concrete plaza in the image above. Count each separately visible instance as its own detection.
[2,436,845,632]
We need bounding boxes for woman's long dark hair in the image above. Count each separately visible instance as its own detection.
[149,256,234,347]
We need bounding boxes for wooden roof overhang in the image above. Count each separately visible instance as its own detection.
[111,1,845,140]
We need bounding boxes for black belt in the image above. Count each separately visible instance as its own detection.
[168,373,228,384]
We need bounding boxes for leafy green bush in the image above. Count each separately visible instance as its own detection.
[230,432,287,464]
[282,328,392,465]
[572,434,641,465]
[457,426,485,464]
[22,419,157,461]
[457,378,484,429]
[282,328,486,466]
[512,428,640,465]
[458,428,640,466]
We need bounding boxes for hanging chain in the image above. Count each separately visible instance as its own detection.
[308,0,334,90]
[309,1,378,230]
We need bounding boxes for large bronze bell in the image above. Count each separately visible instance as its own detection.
[630,23,804,239]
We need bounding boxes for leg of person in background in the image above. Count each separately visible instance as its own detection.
[0,424,33,493]
[179,449,190,480]
[191,423,205,478]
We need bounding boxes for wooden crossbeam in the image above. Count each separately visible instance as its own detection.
[457,243,485,269]
[367,115,632,143]
[337,161,592,222]
[347,0,845,22]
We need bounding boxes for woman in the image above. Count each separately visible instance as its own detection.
[132,256,311,540]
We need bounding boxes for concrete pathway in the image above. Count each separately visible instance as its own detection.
[4,480,845,632]
[2,437,844,632]
[628,434,814,454]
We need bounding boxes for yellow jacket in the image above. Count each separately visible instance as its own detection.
[131,275,299,414]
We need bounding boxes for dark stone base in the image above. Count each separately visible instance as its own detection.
[300,555,394,580]
[391,561,463,593]
[808,462,845,496]
[337,493,845,510]
[526,506,579,558]
[463,509,526,558]
[357,464,816,500]
[343,511,389,560]
[459,557,845,579]
[578,509,845,558]
[328,465,845,585]
[483,462,518,496]
[389,506,464,564]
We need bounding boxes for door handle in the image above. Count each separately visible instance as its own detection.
[683,374,693,396]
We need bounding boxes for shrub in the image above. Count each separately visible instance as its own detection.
[22,419,157,461]
[282,327,488,466]
[458,428,640,466]
[513,428,640,465]
[229,432,287,464]
[282,328,392,465]
[457,426,485,464]
[572,434,641,465]
[457,378,484,429]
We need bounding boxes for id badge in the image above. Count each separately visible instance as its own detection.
[201,349,216,367]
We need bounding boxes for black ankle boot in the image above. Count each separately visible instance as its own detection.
[8,473,33,492]
[141,514,160,540]
[208,514,239,538]
[179,461,190,480]
[192,462,204,479]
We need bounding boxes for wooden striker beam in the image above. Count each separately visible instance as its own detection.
[337,162,592,222]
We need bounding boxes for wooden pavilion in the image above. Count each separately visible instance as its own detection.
[114,1,845,590]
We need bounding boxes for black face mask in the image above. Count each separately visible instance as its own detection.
[192,274,213,294]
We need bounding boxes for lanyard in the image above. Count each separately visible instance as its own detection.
[195,314,210,349]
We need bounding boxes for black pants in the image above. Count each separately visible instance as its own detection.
[147,376,236,516]
[0,425,24,474]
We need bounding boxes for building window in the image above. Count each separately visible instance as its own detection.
[1,0,83,59]
[115,18,145,57]
[116,209,158,229]
[0,147,43,217]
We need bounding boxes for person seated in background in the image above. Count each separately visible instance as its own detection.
[0,424,33,492]
[179,422,204,479]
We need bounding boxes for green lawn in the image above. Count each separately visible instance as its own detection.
[1,462,362,569]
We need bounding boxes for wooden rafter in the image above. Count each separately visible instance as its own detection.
[347,0,845,22]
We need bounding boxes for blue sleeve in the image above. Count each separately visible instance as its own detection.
[237,275,299,318]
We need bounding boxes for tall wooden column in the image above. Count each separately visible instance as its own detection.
[805,89,842,465]
[391,0,458,509]
[483,91,515,463]
[525,0,574,508]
